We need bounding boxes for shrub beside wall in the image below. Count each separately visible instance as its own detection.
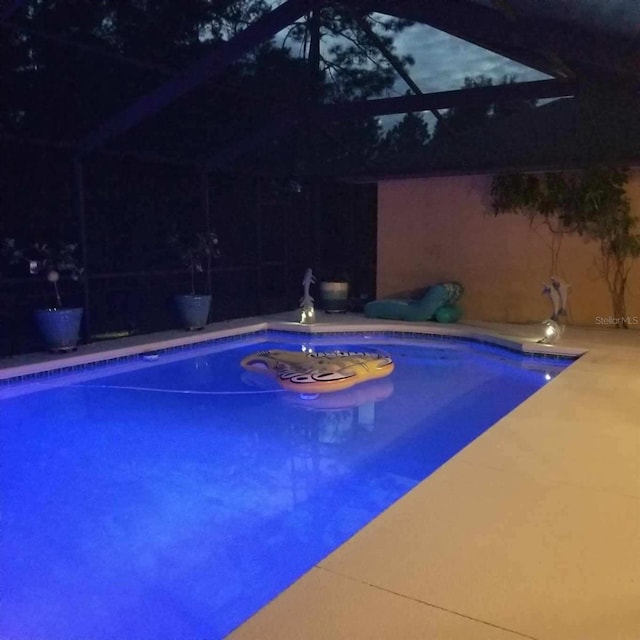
[376,171,640,328]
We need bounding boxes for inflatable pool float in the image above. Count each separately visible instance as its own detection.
[240,349,394,394]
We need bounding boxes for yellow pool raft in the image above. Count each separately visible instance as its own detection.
[240,349,394,394]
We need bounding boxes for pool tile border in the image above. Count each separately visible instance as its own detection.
[0,329,268,387]
[269,328,575,357]
[0,322,578,388]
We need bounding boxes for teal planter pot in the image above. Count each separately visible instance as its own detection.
[34,307,83,352]
[174,295,211,330]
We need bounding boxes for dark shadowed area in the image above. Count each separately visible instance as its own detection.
[1,0,638,355]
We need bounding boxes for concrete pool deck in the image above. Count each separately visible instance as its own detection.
[1,313,638,639]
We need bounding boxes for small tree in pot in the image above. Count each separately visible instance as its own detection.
[169,230,221,330]
[2,238,84,351]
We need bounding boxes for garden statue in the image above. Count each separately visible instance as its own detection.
[542,276,570,321]
[539,276,570,343]
[299,267,316,324]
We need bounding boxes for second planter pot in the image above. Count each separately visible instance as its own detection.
[34,307,83,352]
[320,281,349,313]
[174,294,211,330]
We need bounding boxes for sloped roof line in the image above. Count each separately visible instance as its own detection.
[79,0,316,155]
[361,0,569,79]
[363,0,639,86]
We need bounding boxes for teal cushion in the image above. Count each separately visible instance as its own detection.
[404,284,449,320]
[364,299,411,320]
[364,282,464,322]
[434,304,462,323]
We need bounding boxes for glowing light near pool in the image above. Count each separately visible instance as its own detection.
[539,318,561,344]
[299,304,315,324]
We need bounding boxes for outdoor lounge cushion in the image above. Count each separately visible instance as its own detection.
[364,282,463,322]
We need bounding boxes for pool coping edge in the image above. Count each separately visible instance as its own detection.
[0,316,585,384]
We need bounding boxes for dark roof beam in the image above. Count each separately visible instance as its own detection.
[487,0,576,79]
[489,0,517,23]
[320,78,577,119]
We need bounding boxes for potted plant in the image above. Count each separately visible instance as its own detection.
[169,230,220,330]
[2,238,85,352]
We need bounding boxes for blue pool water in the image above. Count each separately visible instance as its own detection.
[0,333,570,639]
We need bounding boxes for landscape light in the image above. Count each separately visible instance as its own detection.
[299,304,315,324]
[538,318,561,344]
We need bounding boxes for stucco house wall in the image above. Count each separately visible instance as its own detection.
[376,170,640,328]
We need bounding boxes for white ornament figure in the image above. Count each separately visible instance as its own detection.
[299,268,316,324]
[542,276,570,321]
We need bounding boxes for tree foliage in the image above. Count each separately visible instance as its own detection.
[2,1,420,170]
[431,74,536,144]
[2,1,277,138]
[280,5,413,101]
[491,168,640,327]
[380,111,430,158]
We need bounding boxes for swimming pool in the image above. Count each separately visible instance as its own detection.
[0,332,571,639]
